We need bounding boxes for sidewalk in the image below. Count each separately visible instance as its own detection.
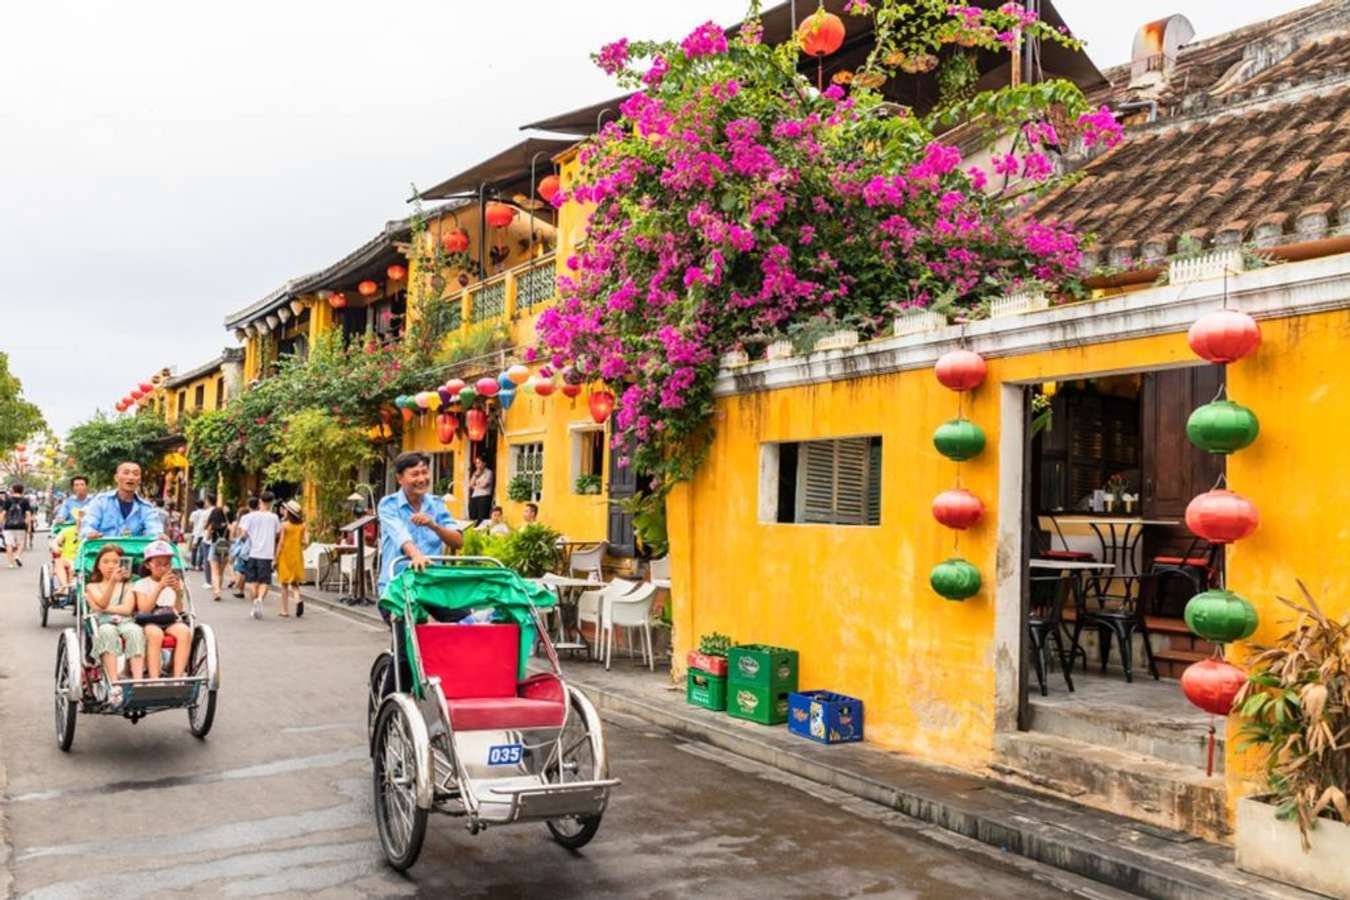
[300,585,1314,900]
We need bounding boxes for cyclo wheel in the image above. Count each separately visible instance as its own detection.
[187,628,217,738]
[54,633,77,751]
[367,651,394,751]
[38,564,51,627]
[544,689,605,850]
[372,699,428,871]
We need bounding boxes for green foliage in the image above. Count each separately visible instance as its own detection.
[266,408,378,540]
[0,351,46,455]
[936,51,979,108]
[66,410,171,487]
[507,474,536,503]
[437,322,513,369]
[574,473,602,495]
[498,523,562,578]
[184,409,238,491]
[618,491,669,558]
[698,632,734,657]
[460,527,510,561]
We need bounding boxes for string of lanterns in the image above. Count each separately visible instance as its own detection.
[929,348,988,601]
[1177,305,1262,776]
[114,380,159,414]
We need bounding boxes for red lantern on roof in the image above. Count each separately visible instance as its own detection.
[329,292,348,309]
[1185,489,1259,544]
[1188,310,1261,364]
[588,389,615,424]
[131,389,144,400]
[442,228,470,254]
[466,408,487,442]
[485,202,516,229]
[934,349,987,392]
[799,8,846,57]
[1180,658,1245,716]
[138,382,153,394]
[537,174,561,203]
[358,280,379,297]
[436,412,458,445]
[932,489,985,530]
[386,264,407,282]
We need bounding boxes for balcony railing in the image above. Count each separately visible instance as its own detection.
[445,251,558,332]
[517,254,557,311]
[471,276,508,323]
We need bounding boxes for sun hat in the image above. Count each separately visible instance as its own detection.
[143,540,176,560]
[283,500,303,517]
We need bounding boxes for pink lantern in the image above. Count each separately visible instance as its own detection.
[1188,310,1261,364]
[934,350,987,392]
[475,376,500,398]
[931,489,984,530]
[1185,489,1259,544]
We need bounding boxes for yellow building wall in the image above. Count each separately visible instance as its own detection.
[672,307,1350,783]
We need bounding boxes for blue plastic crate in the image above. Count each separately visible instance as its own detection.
[787,691,863,745]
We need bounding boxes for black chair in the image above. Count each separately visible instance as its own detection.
[1031,515,1095,562]
[1028,575,1076,695]
[1072,573,1161,683]
[1149,536,1219,597]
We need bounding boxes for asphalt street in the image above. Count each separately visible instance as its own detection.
[0,541,1111,899]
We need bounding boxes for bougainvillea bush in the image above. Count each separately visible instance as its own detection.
[537,0,1121,483]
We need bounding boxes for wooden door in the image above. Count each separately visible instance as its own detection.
[607,418,637,557]
[1141,367,1226,519]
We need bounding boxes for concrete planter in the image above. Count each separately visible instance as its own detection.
[991,291,1050,319]
[1236,796,1350,898]
[765,340,795,361]
[814,329,859,352]
[894,308,947,336]
[720,350,749,368]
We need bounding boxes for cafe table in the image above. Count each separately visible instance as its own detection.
[529,573,600,656]
[1051,516,1180,577]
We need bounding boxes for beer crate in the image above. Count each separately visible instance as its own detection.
[787,691,864,745]
[686,668,727,711]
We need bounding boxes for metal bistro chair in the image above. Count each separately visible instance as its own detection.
[1071,573,1161,683]
[1028,575,1076,695]
[1148,536,1220,598]
[1033,515,1095,562]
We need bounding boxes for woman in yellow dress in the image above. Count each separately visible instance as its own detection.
[276,500,307,618]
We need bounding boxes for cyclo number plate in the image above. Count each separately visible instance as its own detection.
[486,743,524,766]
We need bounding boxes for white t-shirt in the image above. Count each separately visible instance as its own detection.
[189,507,209,539]
[134,576,179,610]
[239,510,281,560]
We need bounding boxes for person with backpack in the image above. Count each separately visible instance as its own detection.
[3,484,34,568]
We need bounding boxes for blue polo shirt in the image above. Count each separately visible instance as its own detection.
[377,489,457,595]
[80,490,164,539]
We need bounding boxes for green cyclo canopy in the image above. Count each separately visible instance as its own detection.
[1184,589,1258,643]
[930,557,981,601]
[933,418,986,461]
[1186,400,1259,454]
[76,536,185,574]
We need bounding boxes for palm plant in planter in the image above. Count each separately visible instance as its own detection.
[1234,582,1350,894]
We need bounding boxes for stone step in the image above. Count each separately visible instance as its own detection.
[1029,688,1223,772]
[993,731,1230,842]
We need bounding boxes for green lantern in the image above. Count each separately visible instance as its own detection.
[933,418,986,461]
[458,386,479,407]
[1184,589,1258,643]
[1186,400,1259,454]
[930,557,981,601]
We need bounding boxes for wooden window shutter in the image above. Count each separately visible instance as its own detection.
[796,438,874,525]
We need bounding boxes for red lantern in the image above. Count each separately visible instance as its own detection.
[588,389,615,424]
[932,489,984,530]
[442,229,470,254]
[561,383,582,399]
[475,376,500,398]
[131,389,144,400]
[400,407,414,423]
[934,349,987,392]
[485,202,516,229]
[358,280,379,297]
[799,9,846,57]
[329,292,348,309]
[1180,658,1245,716]
[466,408,487,442]
[138,382,153,393]
[537,174,561,202]
[386,264,407,282]
[1185,489,1259,544]
[1188,310,1261,364]
[533,378,556,397]
[444,378,466,396]
[436,412,458,445]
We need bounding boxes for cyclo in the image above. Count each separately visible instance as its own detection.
[54,536,220,750]
[38,521,78,627]
[366,557,618,870]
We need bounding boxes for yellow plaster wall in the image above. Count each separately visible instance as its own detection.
[672,307,1350,779]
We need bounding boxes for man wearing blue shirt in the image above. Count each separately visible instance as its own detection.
[377,452,463,600]
[54,475,92,524]
[81,462,164,540]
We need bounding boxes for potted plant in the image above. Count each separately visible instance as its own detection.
[574,473,602,495]
[1234,582,1350,897]
[689,631,733,677]
[499,523,563,578]
[507,474,535,503]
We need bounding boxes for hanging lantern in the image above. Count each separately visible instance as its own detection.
[425,392,442,412]
[932,489,984,530]
[934,349,987,392]
[537,174,561,203]
[414,392,431,410]
[533,377,557,397]
[476,376,500,398]
[131,389,144,400]
[589,389,616,424]
[466,408,488,442]
[519,378,536,396]
[459,386,479,407]
[1185,489,1259,544]
[442,229,470,254]
[386,264,407,282]
[436,412,458,444]
[497,371,514,391]
[561,383,582,399]
[1188,309,1261,364]
[358,280,379,297]
[485,202,516,229]
[561,366,585,386]
[930,558,981,601]
[933,418,986,461]
[507,364,530,385]
[401,407,414,423]
[329,292,348,309]
[498,387,517,411]
[1180,658,1245,716]
[445,378,466,396]
[138,382,153,394]
[799,7,846,57]
[437,387,455,408]
[1186,400,1260,454]
[1184,589,1259,643]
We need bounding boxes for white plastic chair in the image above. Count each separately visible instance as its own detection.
[577,578,637,656]
[302,542,331,586]
[601,582,659,671]
[340,547,378,595]
[648,554,671,589]
[568,542,607,583]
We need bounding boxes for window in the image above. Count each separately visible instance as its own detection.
[176,390,186,417]
[510,442,544,502]
[215,377,225,407]
[432,451,455,498]
[193,384,205,410]
[760,436,882,525]
[570,427,605,493]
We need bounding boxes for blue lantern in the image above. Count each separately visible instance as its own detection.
[498,371,514,391]
[498,387,517,410]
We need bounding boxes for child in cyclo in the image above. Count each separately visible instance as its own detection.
[134,541,192,678]
[52,511,84,592]
[85,544,145,707]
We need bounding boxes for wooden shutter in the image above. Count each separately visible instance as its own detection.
[796,438,875,525]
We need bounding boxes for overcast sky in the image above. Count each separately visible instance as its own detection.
[0,0,1307,435]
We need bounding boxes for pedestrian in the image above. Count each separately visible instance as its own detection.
[238,491,281,620]
[3,484,34,568]
[188,500,210,571]
[204,497,229,601]
[468,455,494,523]
[81,462,164,539]
[231,496,260,599]
[275,500,306,618]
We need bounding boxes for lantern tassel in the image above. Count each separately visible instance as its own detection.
[1205,721,1216,778]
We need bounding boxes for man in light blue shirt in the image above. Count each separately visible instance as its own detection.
[54,475,92,524]
[377,451,463,599]
[81,462,164,539]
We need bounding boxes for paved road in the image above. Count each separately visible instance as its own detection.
[0,542,1110,899]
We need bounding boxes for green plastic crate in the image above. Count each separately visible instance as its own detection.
[727,682,791,725]
[729,645,799,692]
[686,669,727,711]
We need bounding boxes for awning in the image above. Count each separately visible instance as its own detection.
[414,137,577,201]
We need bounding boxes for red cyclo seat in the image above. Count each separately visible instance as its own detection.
[415,624,566,731]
